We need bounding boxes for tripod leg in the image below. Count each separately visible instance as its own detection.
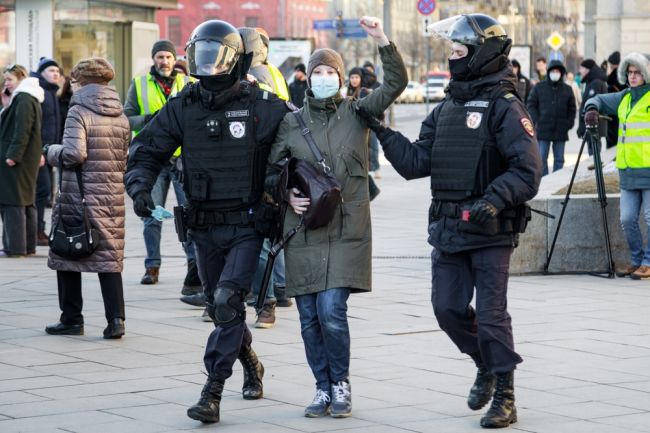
[545,135,588,272]
[590,133,616,277]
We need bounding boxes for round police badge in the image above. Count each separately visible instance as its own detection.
[466,112,483,129]
[229,121,246,138]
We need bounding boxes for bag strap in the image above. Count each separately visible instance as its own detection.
[291,111,332,174]
[56,153,93,236]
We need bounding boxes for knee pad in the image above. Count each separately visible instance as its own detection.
[207,283,246,327]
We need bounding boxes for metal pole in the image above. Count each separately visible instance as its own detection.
[425,37,430,115]
[383,0,394,126]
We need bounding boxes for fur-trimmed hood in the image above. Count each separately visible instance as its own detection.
[618,52,650,85]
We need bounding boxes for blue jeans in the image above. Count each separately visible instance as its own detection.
[620,188,650,267]
[538,140,565,176]
[143,165,195,268]
[295,287,351,391]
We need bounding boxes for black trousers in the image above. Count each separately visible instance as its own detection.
[431,246,522,374]
[36,164,52,232]
[191,225,263,379]
[57,271,125,325]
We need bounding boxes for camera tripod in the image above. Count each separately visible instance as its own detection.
[544,126,615,278]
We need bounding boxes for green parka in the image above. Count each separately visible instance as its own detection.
[267,42,407,297]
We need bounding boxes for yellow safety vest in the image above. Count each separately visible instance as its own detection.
[258,64,289,101]
[134,73,191,156]
[616,90,650,170]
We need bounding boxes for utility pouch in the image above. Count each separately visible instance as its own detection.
[173,206,187,242]
[513,203,532,234]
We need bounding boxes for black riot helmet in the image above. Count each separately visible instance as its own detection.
[429,14,512,78]
[186,20,243,78]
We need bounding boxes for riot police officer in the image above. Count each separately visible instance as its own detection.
[125,20,290,424]
[357,14,541,429]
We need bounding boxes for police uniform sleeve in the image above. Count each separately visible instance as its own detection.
[125,99,184,199]
[481,98,542,211]
[265,113,293,202]
[256,91,292,146]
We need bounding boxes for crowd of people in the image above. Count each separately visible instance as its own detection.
[1,11,649,431]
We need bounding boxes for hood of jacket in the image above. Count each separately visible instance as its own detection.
[12,77,45,104]
[447,64,518,102]
[618,52,650,86]
[239,27,267,67]
[30,71,59,92]
[70,83,123,117]
[583,65,607,84]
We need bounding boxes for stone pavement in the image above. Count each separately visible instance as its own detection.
[1,107,650,432]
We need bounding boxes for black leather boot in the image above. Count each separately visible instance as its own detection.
[238,345,264,399]
[187,373,224,423]
[181,260,202,296]
[480,370,517,428]
[103,318,125,339]
[468,365,496,410]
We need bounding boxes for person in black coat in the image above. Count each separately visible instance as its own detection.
[526,60,576,175]
[511,59,531,102]
[288,63,308,108]
[577,59,608,157]
[605,51,626,149]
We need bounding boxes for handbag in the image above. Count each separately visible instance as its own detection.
[49,154,100,259]
[285,111,342,230]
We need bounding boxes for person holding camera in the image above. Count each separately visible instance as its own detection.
[266,16,407,419]
[584,52,650,280]
[357,14,541,428]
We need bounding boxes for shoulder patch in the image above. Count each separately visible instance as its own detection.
[520,117,535,137]
[503,93,516,100]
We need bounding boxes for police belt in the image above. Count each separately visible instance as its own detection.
[432,200,519,220]
[186,208,253,228]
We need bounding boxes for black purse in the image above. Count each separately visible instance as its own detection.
[49,154,100,259]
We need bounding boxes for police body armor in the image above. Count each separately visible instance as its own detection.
[179,82,271,229]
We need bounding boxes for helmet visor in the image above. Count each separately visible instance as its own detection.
[187,40,238,76]
[427,15,485,46]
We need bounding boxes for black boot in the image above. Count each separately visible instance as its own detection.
[275,285,293,307]
[480,371,517,428]
[181,260,202,296]
[238,345,264,399]
[187,373,224,423]
[468,364,496,410]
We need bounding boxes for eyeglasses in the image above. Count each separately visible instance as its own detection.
[627,70,643,77]
[3,64,18,73]
[70,79,79,84]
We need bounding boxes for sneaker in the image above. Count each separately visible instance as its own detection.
[330,379,352,418]
[255,302,276,329]
[630,265,650,280]
[616,264,640,278]
[304,389,331,418]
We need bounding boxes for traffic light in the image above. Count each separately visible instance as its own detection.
[336,12,344,38]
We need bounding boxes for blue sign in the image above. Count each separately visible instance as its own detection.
[417,0,436,15]
[313,19,336,30]
[549,50,564,62]
[342,28,367,39]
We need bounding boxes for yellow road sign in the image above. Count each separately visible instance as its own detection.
[546,31,565,50]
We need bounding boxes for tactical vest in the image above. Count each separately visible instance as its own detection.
[616,90,650,170]
[430,90,508,202]
[180,83,266,216]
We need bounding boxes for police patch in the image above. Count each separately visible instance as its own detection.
[520,117,535,137]
[466,111,483,129]
[225,110,249,118]
[464,100,489,108]
[229,121,246,138]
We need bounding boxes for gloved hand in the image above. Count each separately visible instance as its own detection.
[133,191,154,218]
[584,109,599,129]
[355,106,392,140]
[576,124,585,139]
[42,144,51,158]
[469,199,499,226]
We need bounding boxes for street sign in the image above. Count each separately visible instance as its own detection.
[422,16,434,37]
[313,18,367,39]
[417,0,436,15]
[343,28,367,39]
[313,19,336,30]
[546,31,565,50]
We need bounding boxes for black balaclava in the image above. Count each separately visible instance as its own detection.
[199,51,252,92]
[449,45,475,81]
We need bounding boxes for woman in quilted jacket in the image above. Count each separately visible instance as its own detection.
[43,58,130,339]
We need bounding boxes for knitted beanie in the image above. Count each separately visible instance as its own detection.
[151,39,177,58]
[607,51,621,65]
[71,58,115,86]
[37,57,59,74]
[580,59,597,70]
[307,48,345,87]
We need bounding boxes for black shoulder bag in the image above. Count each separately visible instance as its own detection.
[49,154,100,259]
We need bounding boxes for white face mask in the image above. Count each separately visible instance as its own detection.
[549,71,561,82]
[310,74,340,99]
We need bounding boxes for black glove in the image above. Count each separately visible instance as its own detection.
[469,199,499,226]
[576,124,585,139]
[133,191,154,218]
[355,106,391,139]
[584,109,599,129]
[42,144,51,158]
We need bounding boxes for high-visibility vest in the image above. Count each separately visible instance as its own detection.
[262,64,289,101]
[134,73,191,156]
[616,90,650,170]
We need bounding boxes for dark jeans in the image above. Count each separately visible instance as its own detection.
[251,238,287,301]
[36,164,52,232]
[295,287,351,391]
[431,246,522,374]
[56,270,125,325]
[0,204,37,255]
[537,140,565,176]
[192,225,263,378]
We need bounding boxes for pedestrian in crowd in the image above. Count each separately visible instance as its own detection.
[357,14,541,428]
[31,57,66,246]
[535,57,547,81]
[0,64,43,258]
[577,58,608,168]
[239,27,289,101]
[510,59,531,102]
[267,16,407,418]
[584,52,650,280]
[124,39,200,296]
[359,61,383,178]
[125,19,291,424]
[565,71,582,109]
[527,59,576,175]
[43,58,130,338]
[174,59,189,76]
[606,51,626,149]
[289,63,308,108]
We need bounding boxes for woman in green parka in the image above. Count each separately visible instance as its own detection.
[266,16,407,418]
